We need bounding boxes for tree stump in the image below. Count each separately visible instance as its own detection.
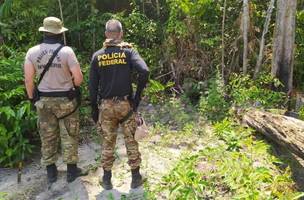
[243,109,304,159]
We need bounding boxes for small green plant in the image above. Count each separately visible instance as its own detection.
[162,154,209,200]
[213,119,246,151]
[299,106,304,120]
[0,192,8,200]
[144,79,174,104]
[199,73,229,122]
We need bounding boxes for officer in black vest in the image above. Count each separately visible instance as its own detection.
[89,19,149,190]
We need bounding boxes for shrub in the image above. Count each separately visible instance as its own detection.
[228,73,286,108]
[199,73,229,122]
[0,46,36,167]
[144,79,174,104]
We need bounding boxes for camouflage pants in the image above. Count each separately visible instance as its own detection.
[35,97,80,166]
[97,99,141,170]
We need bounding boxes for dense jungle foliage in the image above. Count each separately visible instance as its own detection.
[1,0,304,199]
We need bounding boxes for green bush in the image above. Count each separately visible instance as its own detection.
[144,79,174,104]
[213,118,247,151]
[199,73,229,122]
[299,106,304,120]
[162,154,209,200]
[144,95,194,130]
[228,73,286,108]
[0,46,36,167]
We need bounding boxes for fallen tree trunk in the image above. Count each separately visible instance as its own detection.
[243,109,304,159]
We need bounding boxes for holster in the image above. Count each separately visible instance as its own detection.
[67,87,82,104]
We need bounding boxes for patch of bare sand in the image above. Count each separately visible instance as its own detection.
[0,123,209,200]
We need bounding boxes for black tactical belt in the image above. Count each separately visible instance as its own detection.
[39,91,70,97]
[104,95,129,101]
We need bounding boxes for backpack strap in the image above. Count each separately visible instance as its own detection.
[37,45,64,86]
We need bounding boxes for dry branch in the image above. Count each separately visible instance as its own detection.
[221,0,227,82]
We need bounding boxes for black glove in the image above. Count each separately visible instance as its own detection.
[91,105,99,123]
[132,94,141,112]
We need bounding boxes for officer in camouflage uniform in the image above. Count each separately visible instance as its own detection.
[89,19,149,190]
[24,17,84,184]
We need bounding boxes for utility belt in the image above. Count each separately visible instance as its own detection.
[102,95,130,102]
[39,91,70,98]
[34,87,82,120]
[35,87,81,101]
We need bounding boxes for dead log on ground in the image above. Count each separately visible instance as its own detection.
[243,109,304,159]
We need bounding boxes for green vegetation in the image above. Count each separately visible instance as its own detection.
[157,119,304,199]
[0,47,36,167]
[1,0,304,198]
[142,76,304,199]
[228,73,285,109]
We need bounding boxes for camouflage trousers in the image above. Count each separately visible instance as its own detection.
[35,97,80,166]
[97,99,141,171]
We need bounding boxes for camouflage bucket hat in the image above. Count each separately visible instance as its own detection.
[39,17,68,34]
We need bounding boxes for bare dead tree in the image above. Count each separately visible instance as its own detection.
[75,0,81,48]
[254,0,275,78]
[155,0,160,17]
[221,0,227,83]
[272,0,297,93]
[58,0,66,45]
[242,0,250,74]
[90,0,97,53]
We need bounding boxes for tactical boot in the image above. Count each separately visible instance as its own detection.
[101,170,113,190]
[46,164,58,184]
[131,167,143,189]
[67,164,86,183]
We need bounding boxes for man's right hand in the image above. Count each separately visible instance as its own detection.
[29,98,36,111]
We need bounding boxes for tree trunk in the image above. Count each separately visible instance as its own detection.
[221,0,227,83]
[254,0,275,78]
[0,35,3,45]
[155,0,160,17]
[272,0,297,93]
[58,0,66,45]
[242,0,250,74]
[243,109,304,159]
[75,0,81,49]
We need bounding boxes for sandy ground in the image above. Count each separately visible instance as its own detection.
[0,122,208,200]
[2,115,304,199]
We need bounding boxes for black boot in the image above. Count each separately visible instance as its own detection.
[46,164,58,184]
[101,170,113,190]
[67,164,86,183]
[131,167,143,189]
